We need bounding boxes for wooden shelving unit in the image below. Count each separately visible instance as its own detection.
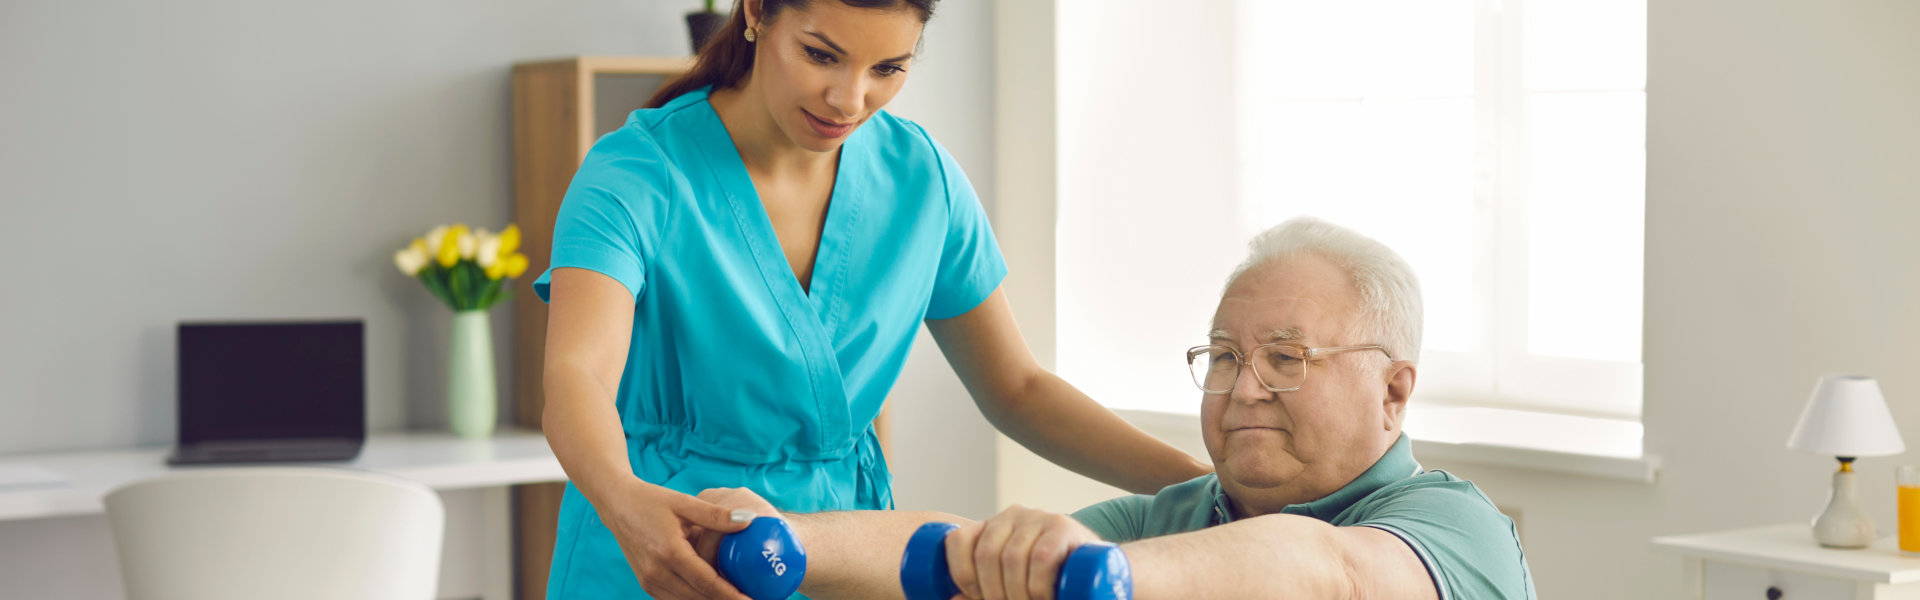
[507,55,692,600]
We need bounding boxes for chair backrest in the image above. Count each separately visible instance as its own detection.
[104,467,444,600]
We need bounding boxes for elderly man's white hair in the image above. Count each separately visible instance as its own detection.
[1224,216,1424,363]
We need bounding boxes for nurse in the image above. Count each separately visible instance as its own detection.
[534,0,1211,598]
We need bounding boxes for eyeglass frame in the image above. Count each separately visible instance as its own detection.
[1184,342,1398,394]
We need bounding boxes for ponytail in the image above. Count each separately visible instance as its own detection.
[647,2,757,108]
[645,0,939,109]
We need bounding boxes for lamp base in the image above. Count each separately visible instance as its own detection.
[1812,459,1876,549]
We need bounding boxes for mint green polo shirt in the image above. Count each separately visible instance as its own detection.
[1071,433,1535,600]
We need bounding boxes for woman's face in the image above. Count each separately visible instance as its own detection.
[747,1,923,153]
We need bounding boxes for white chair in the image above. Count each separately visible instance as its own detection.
[104,467,445,600]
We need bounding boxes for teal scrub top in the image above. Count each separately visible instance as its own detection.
[1072,434,1537,600]
[531,87,1007,599]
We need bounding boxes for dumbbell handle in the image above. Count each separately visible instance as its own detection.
[900,522,1133,600]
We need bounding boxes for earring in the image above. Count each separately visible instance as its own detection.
[744,28,757,42]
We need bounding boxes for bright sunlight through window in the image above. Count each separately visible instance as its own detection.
[1058,0,1646,420]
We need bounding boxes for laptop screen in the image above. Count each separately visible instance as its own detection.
[176,320,365,443]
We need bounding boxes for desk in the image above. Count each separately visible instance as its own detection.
[0,430,565,599]
[1654,524,1920,599]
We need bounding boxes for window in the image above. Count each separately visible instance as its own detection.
[1056,0,1646,420]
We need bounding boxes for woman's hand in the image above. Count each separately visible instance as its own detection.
[598,478,756,600]
[943,504,1106,600]
[695,486,783,519]
[690,487,786,564]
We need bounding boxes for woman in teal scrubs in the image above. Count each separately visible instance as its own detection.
[535,1,1212,598]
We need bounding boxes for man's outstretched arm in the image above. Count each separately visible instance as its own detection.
[1121,513,1438,600]
[700,488,1440,600]
[695,487,967,600]
[786,510,966,599]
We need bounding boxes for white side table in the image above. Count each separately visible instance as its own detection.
[1654,524,1920,599]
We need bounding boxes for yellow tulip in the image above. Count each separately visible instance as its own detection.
[436,238,459,267]
[503,253,529,278]
[485,260,507,280]
[498,224,521,256]
[410,238,429,256]
[438,224,468,268]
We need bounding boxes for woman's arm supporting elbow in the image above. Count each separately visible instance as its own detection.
[541,267,646,507]
[925,287,1211,495]
[541,268,757,600]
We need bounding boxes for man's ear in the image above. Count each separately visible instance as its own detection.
[1382,361,1417,431]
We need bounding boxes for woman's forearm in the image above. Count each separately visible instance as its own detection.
[925,288,1210,495]
[983,372,1211,495]
[544,362,648,504]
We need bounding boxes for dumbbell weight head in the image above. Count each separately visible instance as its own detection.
[899,522,1132,600]
[717,516,808,600]
[900,522,963,600]
[1056,542,1132,600]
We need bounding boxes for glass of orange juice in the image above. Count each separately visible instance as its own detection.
[1901,466,1920,553]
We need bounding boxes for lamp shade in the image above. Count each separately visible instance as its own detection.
[1787,375,1905,457]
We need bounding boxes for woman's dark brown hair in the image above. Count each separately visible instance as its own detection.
[645,0,938,108]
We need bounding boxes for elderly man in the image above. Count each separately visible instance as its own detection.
[697,217,1534,599]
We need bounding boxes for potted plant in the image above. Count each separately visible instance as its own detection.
[687,0,727,54]
[393,223,529,438]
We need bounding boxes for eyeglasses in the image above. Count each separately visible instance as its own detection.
[1185,343,1395,394]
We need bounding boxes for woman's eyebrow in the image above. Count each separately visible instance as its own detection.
[804,31,914,63]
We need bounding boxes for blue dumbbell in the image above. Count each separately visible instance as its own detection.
[899,522,1132,600]
[716,516,808,600]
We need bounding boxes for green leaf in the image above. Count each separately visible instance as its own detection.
[465,262,488,306]
[477,277,505,310]
[449,266,470,311]
[436,270,459,310]
[418,269,457,311]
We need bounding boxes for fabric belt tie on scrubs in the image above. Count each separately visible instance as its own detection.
[623,422,895,513]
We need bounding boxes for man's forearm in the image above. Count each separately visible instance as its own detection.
[786,510,968,600]
[1122,514,1353,600]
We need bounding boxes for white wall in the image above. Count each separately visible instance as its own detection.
[1002,0,1920,598]
[0,0,999,596]
[1054,0,1243,413]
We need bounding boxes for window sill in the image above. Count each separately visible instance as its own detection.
[1404,406,1660,483]
[1114,406,1661,484]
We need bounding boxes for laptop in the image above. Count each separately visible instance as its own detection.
[167,320,366,465]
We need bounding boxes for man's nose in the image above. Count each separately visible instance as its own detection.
[1229,361,1277,404]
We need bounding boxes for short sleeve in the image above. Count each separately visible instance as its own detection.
[1070,495,1152,544]
[921,130,1008,320]
[531,127,675,303]
[1352,483,1535,600]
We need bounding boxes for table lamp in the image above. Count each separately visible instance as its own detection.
[1787,375,1906,548]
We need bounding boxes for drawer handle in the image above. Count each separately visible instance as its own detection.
[1766,586,1782,600]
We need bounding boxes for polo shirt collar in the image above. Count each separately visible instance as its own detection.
[1211,432,1421,524]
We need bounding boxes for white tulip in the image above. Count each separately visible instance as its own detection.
[394,247,430,276]
[476,236,502,268]
[425,226,449,256]
[456,230,477,259]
